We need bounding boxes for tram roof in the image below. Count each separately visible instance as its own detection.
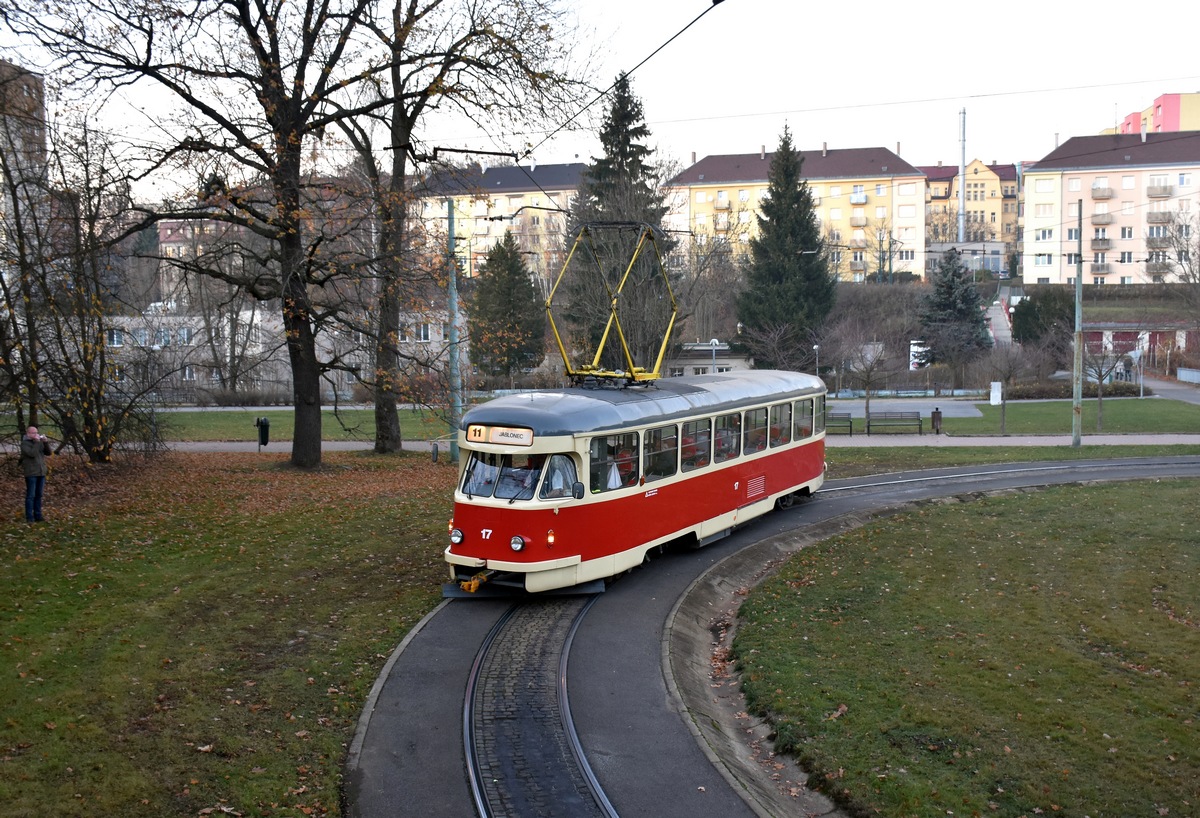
[460,370,823,437]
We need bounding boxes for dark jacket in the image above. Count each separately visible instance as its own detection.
[18,436,51,478]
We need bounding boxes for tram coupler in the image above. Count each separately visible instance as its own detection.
[460,571,496,593]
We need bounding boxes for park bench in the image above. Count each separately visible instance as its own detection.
[866,410,923,435]
[826,411,853,435]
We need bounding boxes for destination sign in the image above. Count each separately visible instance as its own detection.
[466,424,534,447]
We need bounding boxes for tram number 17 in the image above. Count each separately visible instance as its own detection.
[480,529,492,540]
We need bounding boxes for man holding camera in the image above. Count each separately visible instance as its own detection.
[19,426,52,523]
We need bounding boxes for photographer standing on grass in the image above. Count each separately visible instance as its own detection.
[19,426,51,523]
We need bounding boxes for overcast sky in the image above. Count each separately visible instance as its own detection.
[506,0,1200,171]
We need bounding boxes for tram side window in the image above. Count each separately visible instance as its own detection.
[680,419,711,473]
[744,408,768,454]
[644,424,678,482]
[814,394,826,433]
[795,399,814,439]
[714,412,741,463]
[770,403,792,447]
[590,432,639,492]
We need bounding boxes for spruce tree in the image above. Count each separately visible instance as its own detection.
[562,73,672,372]
[918,249,992,388]
[736,125,836,370]
[467,231,546,386]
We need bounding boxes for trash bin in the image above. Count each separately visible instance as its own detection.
[255,416,270,446]
[931,407,942,435]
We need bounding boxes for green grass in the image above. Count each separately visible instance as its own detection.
[826,444,1200,478]
[152,408,449,442]
[733,481,1200,817]
[941,398,1200,436]
[0,452,456,818]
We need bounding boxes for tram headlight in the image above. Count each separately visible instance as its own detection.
[546,529,555,546]
[449,527,464,545]
[510,535,527,552]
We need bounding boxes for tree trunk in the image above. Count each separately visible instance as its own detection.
[373,270,403,453]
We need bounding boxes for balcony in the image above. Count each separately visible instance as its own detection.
[1147,185,1174,198]
[849,216,867,227]
[1146,211,1172,224]
[713,221,730,232]
[849,193,868,205]
[848,238,867,248]
[1090,238,1112,251]
[713,199,731,210]
[1147,261,1174,275]
[1090,213,1114,225]
[1090,186,1114,199]
[1146,236,1171,249]
[1089,262,1111,274]
[849,260,867,272]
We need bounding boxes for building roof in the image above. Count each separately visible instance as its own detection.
[1029,131,1200,171]
[421,162,586,196]
[669,146,922,186]
[914,162,1018,182]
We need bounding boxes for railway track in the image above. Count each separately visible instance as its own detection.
[464,596,618,818]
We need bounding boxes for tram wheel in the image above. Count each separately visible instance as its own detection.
[776,493,795,510]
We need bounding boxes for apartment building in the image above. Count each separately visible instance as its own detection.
[1022,132,1200,285]
[417,162,584,294]
[918,159,1020,272]
[668,144,927,282]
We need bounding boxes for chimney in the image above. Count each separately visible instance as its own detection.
[822,142,827,157]
[1141,121,1147,142]
[896,142,901,156]
[691,151,696,165]
[760,145,765,160]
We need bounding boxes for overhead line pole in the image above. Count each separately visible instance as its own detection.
[1072,199,1083,448]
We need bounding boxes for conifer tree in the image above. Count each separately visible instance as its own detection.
[736,125,835,370]
[467,231,546,386]
[918,249,992,387]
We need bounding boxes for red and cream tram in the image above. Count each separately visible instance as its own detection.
[445,369,826,594]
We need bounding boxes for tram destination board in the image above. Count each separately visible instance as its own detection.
[466,424,534,446]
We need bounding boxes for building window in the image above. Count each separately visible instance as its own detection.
[182,365,196,382]
[738,189,749,202]
[1068,178,1081,191]
[693,367,708,376]
[1122,175,1136,189]
[1093,228,1107,239]
[1036,228,1053,241]
[1035,204,1054,217]
[106,328,124,347]
[1038,277,1050,284]
[1121,226,1134,239]
[132,328,149,346]
[668,367,684,377]
[876,184,886,196]
[1180,173,1192,187]
[1093,277,1106,285]
[1065,253,1081,266]
[154,329,170,347]
[1067,227,1079,241]
[1120,251,1133,264]
[1120,276,1133,285]
[1094,252,1107,264]
[178,327,194,345]
[1034,253,1053,266]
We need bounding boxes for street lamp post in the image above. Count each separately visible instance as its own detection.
[813,344,820,377]
[709,338,719,373]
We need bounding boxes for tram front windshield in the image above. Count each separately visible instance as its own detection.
[462,451,546,501]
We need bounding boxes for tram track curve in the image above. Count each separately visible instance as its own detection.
[346,455,1200,818]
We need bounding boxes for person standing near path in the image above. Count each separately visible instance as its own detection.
[18,426,51,523]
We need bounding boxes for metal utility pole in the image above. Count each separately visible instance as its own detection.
[447,200,463,463]
[1072,200,1083,448]
[957,108,966,244]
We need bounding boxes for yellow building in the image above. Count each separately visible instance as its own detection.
[668,144,927,281]
[416,162,585,295]
[918,159,1020,272]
